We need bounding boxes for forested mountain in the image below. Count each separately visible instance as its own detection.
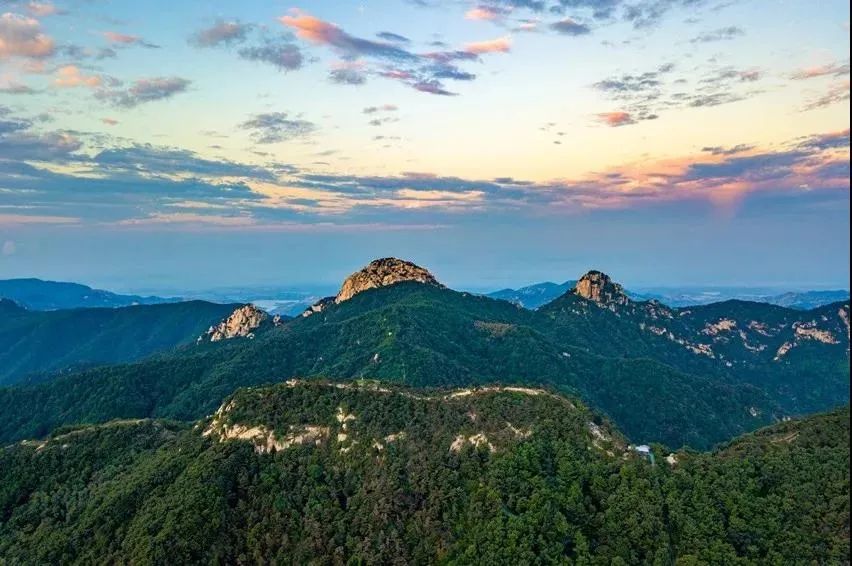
[633,287,850,310]
[0,260,847,450]
[0,381,847,565]
[0,282,775,449]
[0,278,176,310]
[0,299,239,385]
[540,275,850,416]
[488,281,849,311]
[486,280,576,309]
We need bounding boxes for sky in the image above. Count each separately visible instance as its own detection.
[0,0,849,291]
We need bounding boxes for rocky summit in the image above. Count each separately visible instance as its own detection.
[304,258,442,316]
[573,270,630,306]
[202,304,268,342]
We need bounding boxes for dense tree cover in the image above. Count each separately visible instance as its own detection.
[0,299,238,385]
[0,285,782,449]
[0,283,847,449]
[540,294,850,413]
[0,383,847,565]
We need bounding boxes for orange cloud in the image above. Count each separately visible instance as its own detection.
[0,12,55,59]
[279,11,341,44]
[54,65,102,88]
[464,36,511,54]
[465,7,502,21]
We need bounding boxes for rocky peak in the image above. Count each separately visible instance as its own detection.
[202,304,268,342]
[573,271,630,306]
[336,258,441,303]
[303,258,442,317]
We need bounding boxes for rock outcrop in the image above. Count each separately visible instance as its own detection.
[337,258,441,302]
[301,296,335,318]
[573,270,630,306]
[303,258,442,317]
[201,304,268,342]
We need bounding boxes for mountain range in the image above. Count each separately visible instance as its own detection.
[0,257,848,563]
[486,281,576,309]
[5,276,846,316]
[488,281,849,311]
[0,278,178,310]
[0,259,847,451]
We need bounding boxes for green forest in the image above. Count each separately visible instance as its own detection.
[1,382,848,565]
[1,283,847,450]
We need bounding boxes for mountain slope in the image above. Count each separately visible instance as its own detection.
[0,283,775,449]
[0,382,846,565]
[0,278,175,310]
[540,278,850,416]
[0,262,846,450]
[486,280,575,309]
[0,300,240,385]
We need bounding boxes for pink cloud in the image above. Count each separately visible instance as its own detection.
[598,111,635,127]
[102,117,119,126]
[380,69,412,80]
[464,36,511,54]
[103,31,139,44]
[791,61,850,80]
[0,12,55,59]
[102,31,158,48]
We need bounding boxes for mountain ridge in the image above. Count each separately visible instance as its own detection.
[0,261,847,450]
[0,278,178,310]
[0,380,846,564]
[0,300,240,385]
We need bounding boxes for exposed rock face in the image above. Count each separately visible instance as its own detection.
[573,271,629,306]
[202,304,267,342]
[301,296,335,318]
[336,258,441,302]
[303,258,442,317]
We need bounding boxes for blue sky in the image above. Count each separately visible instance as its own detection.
[0,0,849,290]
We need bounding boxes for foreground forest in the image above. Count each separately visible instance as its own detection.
[1,382,848,565]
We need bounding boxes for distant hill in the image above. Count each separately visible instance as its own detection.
[766,289,851,310]
[0,300,240,385]
[486,280,575,309]
[0,381,846,564]
[489,281,849,311]
[631,287,850,309]
[0,278,177,310]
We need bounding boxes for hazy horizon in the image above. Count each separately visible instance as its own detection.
[2,255,849,297]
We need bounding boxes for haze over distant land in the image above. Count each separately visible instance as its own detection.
[0,0,848,289]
